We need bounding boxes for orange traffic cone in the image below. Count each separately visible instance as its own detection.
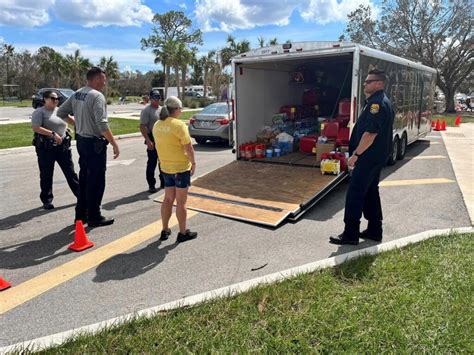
[0,276,11,291]
[440,119,447,131]
[68,220,94,252]
[431,119,436,128]
[454,115,461,126]
[434,119,441,131]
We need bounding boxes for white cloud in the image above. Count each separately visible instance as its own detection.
[64,42,82,51]
[0,0,53,27]
[300,0,378,24]
[54,0,154,27]
[195,0,378,32]
[179,3,187,9]
[0,36,4,44]
[195,0,295,32]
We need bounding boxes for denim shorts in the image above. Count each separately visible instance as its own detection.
[162,171,191,188]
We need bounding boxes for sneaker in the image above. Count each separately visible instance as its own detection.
[88,216,114,227]
[160,228,171,241]
[43,203,55,210]
[148,186,158,193]
[177,229,198,243]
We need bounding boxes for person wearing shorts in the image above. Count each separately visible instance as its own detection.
[152,96,198,243]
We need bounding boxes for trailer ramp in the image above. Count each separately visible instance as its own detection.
[158,161,344,227]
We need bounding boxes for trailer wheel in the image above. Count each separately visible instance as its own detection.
[397,133,407,160]
[387,136,399,166]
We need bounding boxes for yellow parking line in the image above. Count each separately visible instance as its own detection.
[0,211,197,316]
[405,155,447,160]
[380,178,455,187]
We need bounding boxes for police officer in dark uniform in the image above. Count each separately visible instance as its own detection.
[330,69,394,245]
[32,90,79,210]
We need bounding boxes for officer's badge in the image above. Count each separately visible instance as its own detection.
[370,104,380,114]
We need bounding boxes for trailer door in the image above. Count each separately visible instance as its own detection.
[159,161,345,227]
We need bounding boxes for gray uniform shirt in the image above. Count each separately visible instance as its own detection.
[31,106,67,137]
[140,104,160,133]
[57,86,109,138]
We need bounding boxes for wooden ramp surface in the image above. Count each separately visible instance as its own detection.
[159,161,339,226]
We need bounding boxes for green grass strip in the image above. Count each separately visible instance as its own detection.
[0,113,199,149]
[36,232,473,353]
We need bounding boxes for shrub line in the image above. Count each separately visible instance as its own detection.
[2,226,472,353]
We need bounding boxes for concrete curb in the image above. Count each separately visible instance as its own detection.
[1,226,472,354]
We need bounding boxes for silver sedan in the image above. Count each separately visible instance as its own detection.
[188,102,233,145]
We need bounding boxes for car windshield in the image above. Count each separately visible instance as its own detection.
[58,89,75,96]
[201,104,229,115]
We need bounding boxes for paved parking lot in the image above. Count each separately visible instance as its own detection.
[0,129,472,349]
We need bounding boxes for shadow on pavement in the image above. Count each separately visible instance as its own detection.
[102,191,152,211]
[0,224,76,269]
[193,141,233,152]
[0,203,76,231]
[93,239,179,282]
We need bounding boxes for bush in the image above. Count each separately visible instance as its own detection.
[189,100,200,109]
[106,98,112,105]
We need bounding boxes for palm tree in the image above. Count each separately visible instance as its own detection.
[199,50,217,97]
[65,49,91,90]
[268,38,278,45]
[257,37,265,48]
[99,56,119,98]
[220,35,251,68]
[3,44,15,84]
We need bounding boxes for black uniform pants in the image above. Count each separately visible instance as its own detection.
[146,148,165,189]
[76,135,107,222]
[36,145,79,204]
[343,160,383,239]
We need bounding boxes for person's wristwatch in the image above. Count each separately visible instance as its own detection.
[51,131,56,138]
[354,152,360,157]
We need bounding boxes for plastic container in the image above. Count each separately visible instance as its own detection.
[244,144,254,160]
[274,148,281,157]
[266,148,273,158]
[255,144,265,158]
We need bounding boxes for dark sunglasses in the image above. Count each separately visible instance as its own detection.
[48,97,60,101]
[364,79,380,84]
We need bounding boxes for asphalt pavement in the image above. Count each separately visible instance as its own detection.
[0,126,472,349]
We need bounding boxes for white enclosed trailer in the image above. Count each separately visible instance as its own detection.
[178,42,436,227]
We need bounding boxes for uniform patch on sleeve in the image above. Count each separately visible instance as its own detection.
[370,104,380,114]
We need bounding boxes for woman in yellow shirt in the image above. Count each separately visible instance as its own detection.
[152,96,198,243]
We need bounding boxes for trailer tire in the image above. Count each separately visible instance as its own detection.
[387,136,399,166]
[397,133,407,160]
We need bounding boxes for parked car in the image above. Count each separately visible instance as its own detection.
[184,91,202,98]
[188,102,233,144]
[31,88,75,109]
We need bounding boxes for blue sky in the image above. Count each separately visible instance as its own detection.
[0,0,380,73]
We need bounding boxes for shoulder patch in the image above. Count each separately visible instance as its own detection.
[370,104,380,114]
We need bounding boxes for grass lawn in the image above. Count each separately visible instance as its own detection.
[0,118,140,149]
[35,232,472,353]
[0,100,30,107]
[433,112,474,126]
[0,113,200,149]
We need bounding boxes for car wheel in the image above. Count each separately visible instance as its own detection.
[387,136,399,166]
[195,137,207,144]
[397,133,407,160]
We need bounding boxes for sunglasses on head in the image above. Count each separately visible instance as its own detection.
[48,97,60,101]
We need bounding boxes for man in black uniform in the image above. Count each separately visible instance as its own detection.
[330,69,394,245]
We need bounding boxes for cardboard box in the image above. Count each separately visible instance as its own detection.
[316,142,336,163]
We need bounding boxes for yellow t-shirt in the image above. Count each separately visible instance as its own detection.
[152,117,192,174]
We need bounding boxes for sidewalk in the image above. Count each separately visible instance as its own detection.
[441,122,474,225]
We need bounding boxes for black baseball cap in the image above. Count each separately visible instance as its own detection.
[149,90,161,100]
